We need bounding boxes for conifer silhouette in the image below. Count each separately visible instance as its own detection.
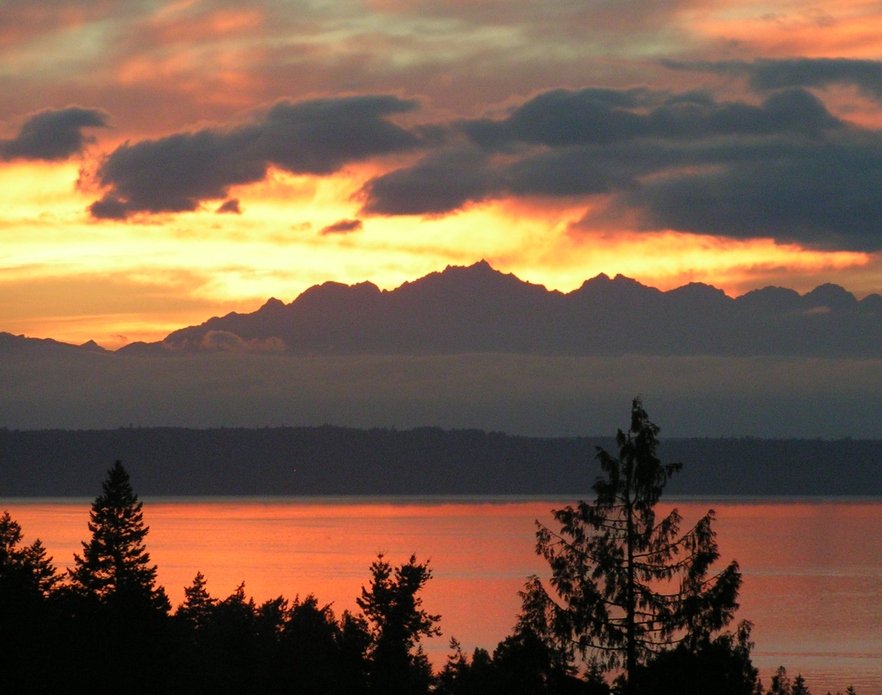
[523,398,742,693]
[70,460,169,613]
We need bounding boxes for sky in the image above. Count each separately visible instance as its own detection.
[3,0,882,349]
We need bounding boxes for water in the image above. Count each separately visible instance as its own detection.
[2,496,880,693]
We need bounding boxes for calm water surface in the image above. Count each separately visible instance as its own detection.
[3,497,880,694]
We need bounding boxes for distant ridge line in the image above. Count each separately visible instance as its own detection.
[1,426,880,497]
[3,262,880,357]
[122,262,882,357]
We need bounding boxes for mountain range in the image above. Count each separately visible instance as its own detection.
[4,262,882,436]
[7,261,877,358]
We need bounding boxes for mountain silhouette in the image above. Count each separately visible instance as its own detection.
[116,261,878,358]
[0,332,109,357]
[5,262,880,357]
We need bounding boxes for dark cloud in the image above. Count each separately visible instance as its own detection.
[662,58,882,102]
[320,218,363,235]
[216,199,241,214]
[257,97,420,173]
[361,147,497,215]
[90,95,420,219]
[359,85,882,250]
[611,135,882,250]
[88,196,129,220]
[0,106,109,161]
[463,86,840,151]
[462,88,651,148]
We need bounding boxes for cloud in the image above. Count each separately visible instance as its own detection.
[90,95,421,219]
[216,198,241,214]
[460,86,839,152]
[462,88,651,149]
[197,330,286,353]
[320,218,363,235]
[360,85,882,250]
[608,133,882,250]
[0,106,109,161]
[361,147,497,215]
[662,58,882,102]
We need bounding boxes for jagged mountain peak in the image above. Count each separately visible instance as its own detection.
[293,280,382,305]
[140,263,881,357]
[393,260,552,301]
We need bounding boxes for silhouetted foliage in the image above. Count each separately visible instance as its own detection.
[0,511,58,603]
[437,639,495,695]
[169,575,370,695]
[0,512,60,694]
[176,570,216,631]
[58,462,171,694]
[793,674,812,695]
[69,460,170,613]
[436,626,609,695]
[767,666,818,695]
[629,620,759,695]
[523,398,743,693]
[357,553,441,695]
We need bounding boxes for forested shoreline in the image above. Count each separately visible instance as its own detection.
[1,403,864,695]
[2,426,881,496]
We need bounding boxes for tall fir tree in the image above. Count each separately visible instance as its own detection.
[523,398,742,693]
[70,460,170,613]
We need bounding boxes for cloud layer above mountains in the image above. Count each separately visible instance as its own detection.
[89,96,420,219]
[62,67,882,251]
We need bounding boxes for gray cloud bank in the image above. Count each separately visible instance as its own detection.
[0,106,108,161]
[363,84,882,250]
[90,96,420,218]
[2,351,881,437]
[83,58,882,251]
[662,57,882,102]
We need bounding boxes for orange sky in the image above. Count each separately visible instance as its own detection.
[2,0,882,349]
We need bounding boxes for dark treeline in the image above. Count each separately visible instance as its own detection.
[2,426,881,496]
[0,403,864,694]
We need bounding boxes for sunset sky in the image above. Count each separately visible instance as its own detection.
[3,0,882,349]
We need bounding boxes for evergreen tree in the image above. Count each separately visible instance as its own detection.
[523,398,742,692]
[769,666,792,695]
[357,553,441,695]
[70,461,169,613]
[792,674,811,695]
[176,571,217,631]
[0,512,60,694]
[0,511,58,600]
[633,620,759,695]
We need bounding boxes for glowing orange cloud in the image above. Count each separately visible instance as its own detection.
[682,2,882,59]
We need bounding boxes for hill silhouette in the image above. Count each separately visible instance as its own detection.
[1,427,879,496]
[105,261,879,357]
[2,262,880,358]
